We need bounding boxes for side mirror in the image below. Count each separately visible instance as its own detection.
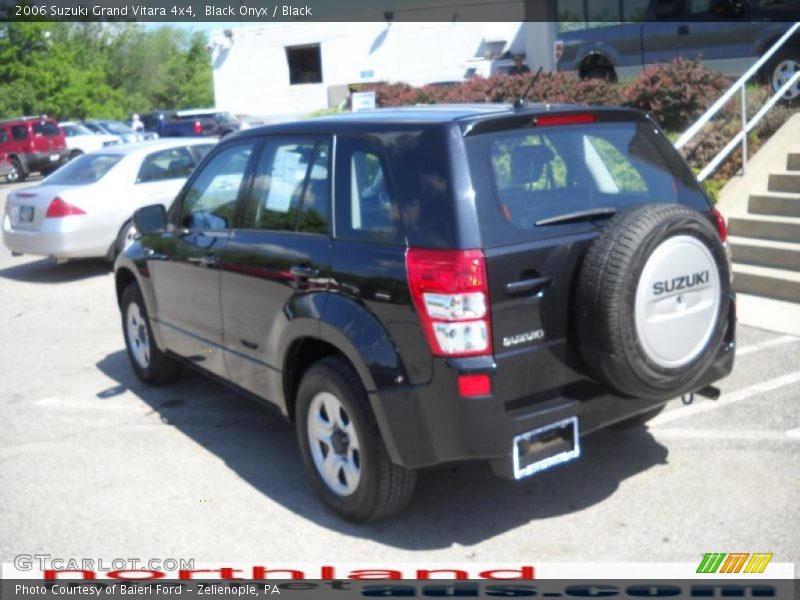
[133,204,167,235]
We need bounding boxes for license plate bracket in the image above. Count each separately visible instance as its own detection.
[19,206,34,223]
[512,416,580,480]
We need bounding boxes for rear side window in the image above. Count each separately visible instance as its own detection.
[137,147,197,183]
[334,137,402,243]
[466,120,709,246]
[179,142,255,230]
[33,121,60,137]
[0,129,6,143]
[44,153,122,184]
[11,126,28,141]
[242,138,330,234]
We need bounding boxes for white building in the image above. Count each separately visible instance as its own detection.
[208,18,557,119]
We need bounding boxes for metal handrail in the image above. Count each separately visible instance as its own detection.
[674,22,800,181]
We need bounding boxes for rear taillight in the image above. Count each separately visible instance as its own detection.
[406,248,492,358]
[712,208,727,243]
[46,197,85,218]
[554,40,564,63]
[193,120,203,135]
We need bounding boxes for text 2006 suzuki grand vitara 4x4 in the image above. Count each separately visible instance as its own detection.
[115,104,734,521]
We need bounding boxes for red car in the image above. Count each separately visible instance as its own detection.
[0,117,69,183]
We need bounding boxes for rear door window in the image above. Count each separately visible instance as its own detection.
[137,147,197,183]
[241,138,330,234]
[466,119,709,246]
[11,126,28,141]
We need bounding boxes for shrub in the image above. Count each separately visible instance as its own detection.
[364,71,622,108]
[623,57,730,131]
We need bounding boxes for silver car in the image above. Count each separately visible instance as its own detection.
[3,138,216,261]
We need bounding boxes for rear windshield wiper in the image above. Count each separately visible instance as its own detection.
[536,207,617,227]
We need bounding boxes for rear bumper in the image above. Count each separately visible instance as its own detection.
[2,215,112,259]
[370,312,735,476]
[22,150,69,173]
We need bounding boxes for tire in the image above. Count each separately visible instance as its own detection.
[611,405,666,430]
[575,204,730,400]
[120,282,182,385]
[113,220,137,260]
[6,157,25,183]
[69,150,83,161]
[767,50,800,101]
[295,356,417,522]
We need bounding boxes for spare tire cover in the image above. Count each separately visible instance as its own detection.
[575,203,731,399]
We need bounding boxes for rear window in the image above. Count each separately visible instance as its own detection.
[33,121,61,137]
[466,120,709,246]
[102,121,133,135]
[45,153,122,185]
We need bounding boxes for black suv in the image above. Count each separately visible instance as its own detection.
[115,105,735,522]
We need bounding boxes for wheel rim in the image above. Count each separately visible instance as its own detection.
[307,391,361,496]
[772,59,800,100]
[7,163,19,182]
[126,301,151,369]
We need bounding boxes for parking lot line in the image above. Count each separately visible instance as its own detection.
[650,370,800,426]
[651,428,800,441]
[736,334,799,357]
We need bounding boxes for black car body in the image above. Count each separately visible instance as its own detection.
[115,104,735,521]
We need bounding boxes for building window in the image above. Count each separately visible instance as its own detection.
[286,44,322,85]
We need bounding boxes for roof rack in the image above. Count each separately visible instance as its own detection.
[0,115,48,125]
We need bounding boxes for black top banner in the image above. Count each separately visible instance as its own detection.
[1,0,800,22]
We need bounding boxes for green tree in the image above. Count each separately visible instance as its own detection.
[0,22,213,120]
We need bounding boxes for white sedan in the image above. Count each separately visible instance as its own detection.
[60,121,122,159]
[2,138,216,261]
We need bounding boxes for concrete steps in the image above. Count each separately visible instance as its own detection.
[723,144,800,304]
[768,172,800,194]
[732,264,800,303]
[728,236,800,272]
[727,214,800,243]
[749,192,800,218]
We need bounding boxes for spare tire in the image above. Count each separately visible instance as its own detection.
[575,203,730,400]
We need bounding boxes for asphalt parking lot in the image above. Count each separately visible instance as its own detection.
[0,178,798,575]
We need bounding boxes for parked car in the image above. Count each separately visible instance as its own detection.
[141,109,242,138]
[2,138,216,262]
[0,116,70,183]
[556,0,800,98]
[115,105,735,522]
[82,120,157,144]
[59,121,121,159]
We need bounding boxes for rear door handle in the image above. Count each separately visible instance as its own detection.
[290,265,319,278]
[188,254,219,267]
[505,276,552,295]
